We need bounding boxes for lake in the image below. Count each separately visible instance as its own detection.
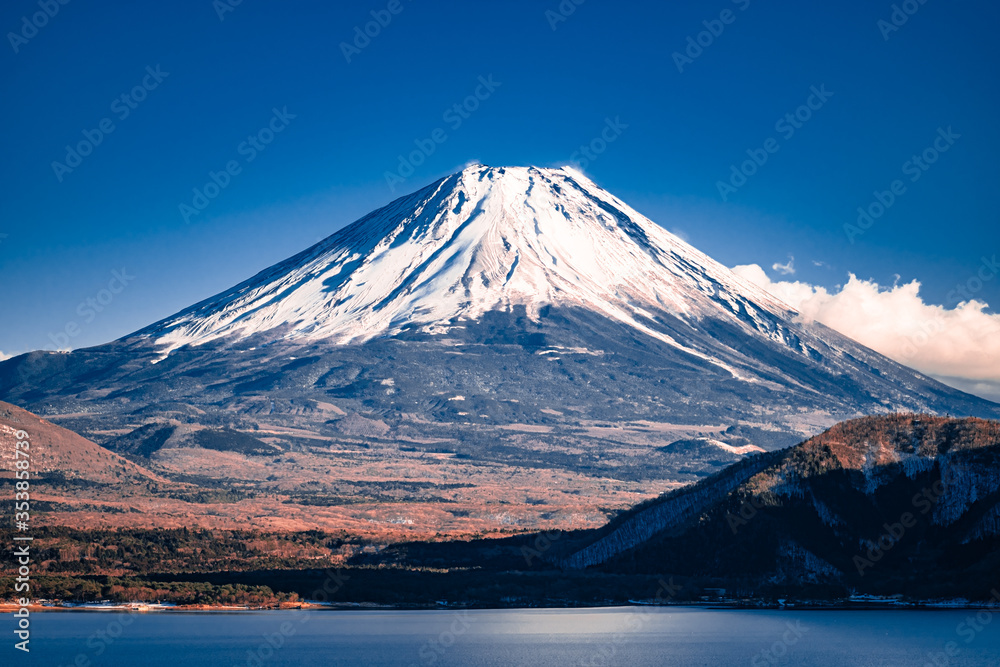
[10,607,1000,666]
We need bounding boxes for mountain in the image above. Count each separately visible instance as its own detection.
[1,165,998,536]
[0,401,363,534]
[555,414,1000,599]
[0,400,182,529]
[140,164,809,359]
[0,400,160,486]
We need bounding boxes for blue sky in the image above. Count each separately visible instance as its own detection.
[1,0,998,378]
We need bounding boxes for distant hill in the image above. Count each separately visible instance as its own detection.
[0,400,162,485]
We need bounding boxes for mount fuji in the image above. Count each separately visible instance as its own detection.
[144,164,791,365]
[1,164,996,534]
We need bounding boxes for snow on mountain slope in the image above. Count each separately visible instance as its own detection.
[141,165,803,368]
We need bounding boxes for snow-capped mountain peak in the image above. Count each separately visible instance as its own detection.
[142,165,796,362]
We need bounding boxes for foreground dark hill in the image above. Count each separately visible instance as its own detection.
[555,414,1000,599]
[2,166,998,533]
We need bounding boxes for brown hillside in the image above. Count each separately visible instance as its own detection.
[0,401,162,484]
[798,414,1000,470]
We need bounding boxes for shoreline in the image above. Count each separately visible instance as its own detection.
[5,600,1000,613]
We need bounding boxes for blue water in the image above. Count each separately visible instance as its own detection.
[8,607,1000,666]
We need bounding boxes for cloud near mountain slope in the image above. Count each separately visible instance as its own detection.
[732,263,1000,401]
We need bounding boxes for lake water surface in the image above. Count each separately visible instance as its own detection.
[10,607,1000,666]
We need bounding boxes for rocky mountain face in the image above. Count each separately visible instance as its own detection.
[1,166,998,535]
[555,415,1000,599]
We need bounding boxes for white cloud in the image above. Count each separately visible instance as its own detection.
[930,376,1000,404]
[669,227,690,243]
[771,255,795,275]
[0,351,10,362]
[731,264,1000,400]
